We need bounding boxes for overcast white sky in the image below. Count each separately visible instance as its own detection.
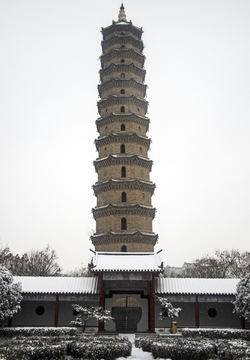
[0,0,250,273]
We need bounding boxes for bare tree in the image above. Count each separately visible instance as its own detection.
[24,245,61,276]
[163,249,250,278]
[0,243,61,276]
[190,249,250,278]
[67,263,94,277]
[163,266,184,278]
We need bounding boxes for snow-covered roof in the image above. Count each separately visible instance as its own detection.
[13,275,240,296]
[156,278,239,295]
[14,276,98,294]
[92,252,162,272]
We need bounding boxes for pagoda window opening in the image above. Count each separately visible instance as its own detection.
[121,59,125,63]
[121,73,125,79]
[139,146,142,154]
[121,124,125,131]
[121,45,125,48]
[121,144,125,153]
[121,217,127,230]
[120,32,125,36]
[122,192,127,202]
[121,106,125,113]
[121,245,127,252]
[121,89,125,94]
[121,166,126,177]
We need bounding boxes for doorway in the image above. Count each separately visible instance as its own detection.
[111,296,142,332]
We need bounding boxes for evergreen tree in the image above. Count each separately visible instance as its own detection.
[0,266,22,320]
[233,273,250,321]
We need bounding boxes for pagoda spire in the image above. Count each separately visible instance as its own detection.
[118,3,127,21]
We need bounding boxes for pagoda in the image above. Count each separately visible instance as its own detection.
[91,4,158,253]
[90,4,162,333]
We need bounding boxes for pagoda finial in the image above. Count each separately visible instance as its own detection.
[118,3,127,21]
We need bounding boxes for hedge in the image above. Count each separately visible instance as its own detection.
[136,335,250,360]
[0,334,131,360]
[182,328,250,341]
[0,327,77,338]
[68,336,131,359]
[137,337,215,360]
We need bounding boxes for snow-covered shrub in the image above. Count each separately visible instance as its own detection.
[2,344,66,360]
[233,272,250,321]
[0,337,67,360]
[0,326,77,338]
[136,335,250,360]
[182,328,250,340]
[71,304,113,331]
[216,339,250,359]
[0,266,22,320]
[69,335,131,359]
[151,338,215,360]
[135,336,156,352]
[157,296,182,319]
[0,334,131,360]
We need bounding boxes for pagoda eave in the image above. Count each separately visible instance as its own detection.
[93,154,153,172]
[92,203,156,220]
[92,178,155,196]
[91,231,158,246]
[95,132,151,151]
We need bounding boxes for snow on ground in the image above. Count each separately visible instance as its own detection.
[116,334,168,360]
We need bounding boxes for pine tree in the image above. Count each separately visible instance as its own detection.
[233,273,250,321]
[0,266,22,320]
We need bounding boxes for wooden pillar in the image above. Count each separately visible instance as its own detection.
[241,316,245,329]
[195,295,199,328]
[54,294,59,327]
[8,317,13,327]
[149,273,155,332]
[99,272,105,332]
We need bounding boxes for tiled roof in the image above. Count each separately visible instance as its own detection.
[92,252,162,272]
[14,276,98,294]
[156,277,239,295]
[14,274,239,296]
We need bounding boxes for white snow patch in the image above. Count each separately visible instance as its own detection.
[116,334,167,360]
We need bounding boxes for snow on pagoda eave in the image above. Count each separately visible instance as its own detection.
[96,112,150,125]
[91,230,158,238]
[91,251,163,273]
[101,21,143,33]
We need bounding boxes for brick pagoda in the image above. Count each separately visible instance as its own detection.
[91,4,158,253]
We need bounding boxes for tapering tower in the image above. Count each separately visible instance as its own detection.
[91,4,158,252]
